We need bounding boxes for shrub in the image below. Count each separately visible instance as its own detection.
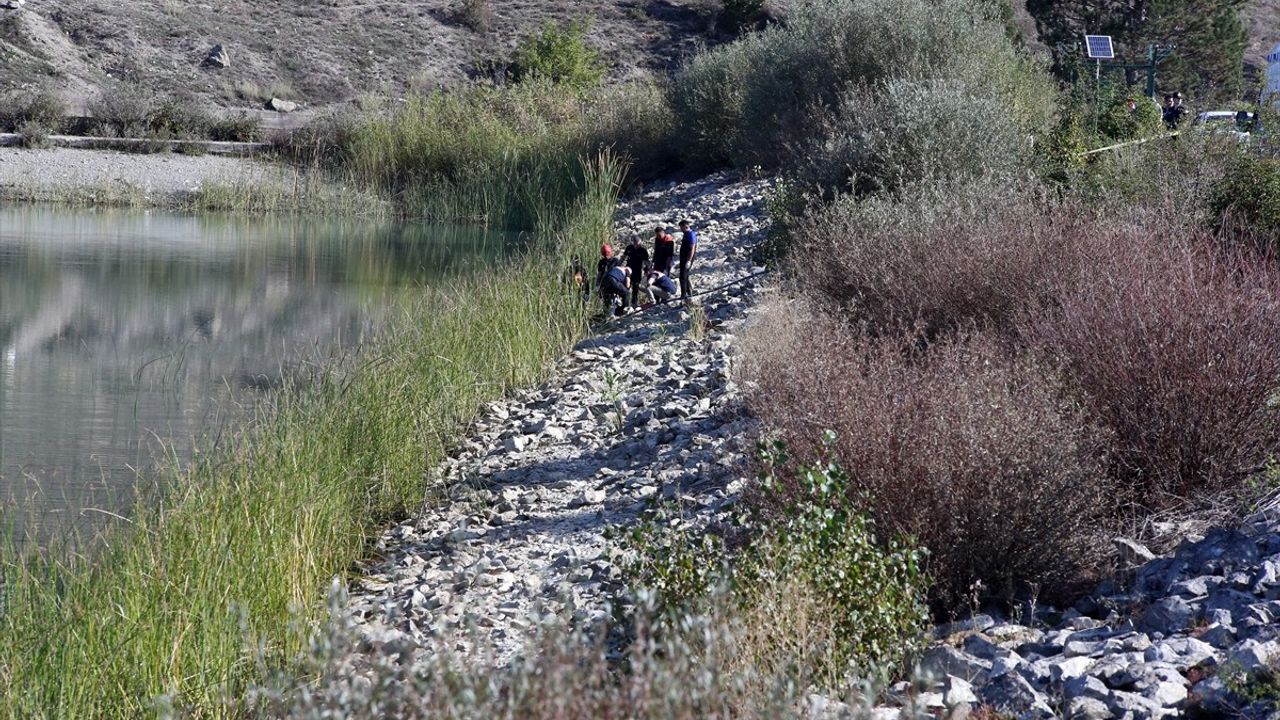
[623,452,929,680]
[0,87,65,133]
[669,0,1055,172]
[792,78,1033,194]
[741,306,1112,612]
[1210,157,1280,248]
[788,180,1092,337]
[16,120,52,149]
[209,112,263,142]
[89,85,153,137]
[145,96,213,140]
[1098,92,1164,142]
[510,20,605,90]
[1021,236,1280,506]
[456,0,493,33]
[722,0,765,30]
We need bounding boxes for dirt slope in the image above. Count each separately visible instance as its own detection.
[0,0,720,113]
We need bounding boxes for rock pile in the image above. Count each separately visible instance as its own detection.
[876,520,1280,719]
[346,173,771,668]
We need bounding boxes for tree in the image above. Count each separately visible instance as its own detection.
[1026,0,1247,105]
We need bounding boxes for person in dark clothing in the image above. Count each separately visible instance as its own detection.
[565,254,589,302]
[642,262,677,304]
[601,264,631,315]
[1163,93,1188,131]
[677,220,697,300]
[595,243,616,298]
[622,235,650,307]
[652,226,676,274]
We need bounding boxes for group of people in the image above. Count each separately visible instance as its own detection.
[566,221,699,315]
[1162,92,1189,130]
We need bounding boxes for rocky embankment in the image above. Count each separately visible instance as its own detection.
[345,173,770,668]
[872,509,1280,720]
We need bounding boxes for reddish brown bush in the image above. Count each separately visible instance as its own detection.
[1022,237,1280,506]
[788,181,1098,338]
[740,304,1111,612]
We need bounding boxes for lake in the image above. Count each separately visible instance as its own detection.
[0,204,509,539]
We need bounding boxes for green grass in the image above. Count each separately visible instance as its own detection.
[0,152,624,718]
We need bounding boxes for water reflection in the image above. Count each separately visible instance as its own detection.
[0,204,511,536]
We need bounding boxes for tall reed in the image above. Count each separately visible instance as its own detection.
[0,152,624,718]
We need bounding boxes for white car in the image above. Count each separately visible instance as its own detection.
[1194,110,1256,139]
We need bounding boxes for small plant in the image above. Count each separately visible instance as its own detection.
[621,441,930,680]
[510,20,605,90]
[16,120,51,149]
[209,112,262,142]
[0,87,66,134]
[686,303,708,341]
[456,0,493,33]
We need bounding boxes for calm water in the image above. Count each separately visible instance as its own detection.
[0,204,509,537]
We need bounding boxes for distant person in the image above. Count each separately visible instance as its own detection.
[596,243,616,300]
[565,254,589,301]
[1236,109,1255,133]
[1163,93,1188,131]
[622,235,650,307]
[601,264,631,315]
[652,225,676,274]
[677,219,698,300]
[642,262,677,305]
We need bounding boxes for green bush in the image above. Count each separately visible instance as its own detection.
[623,447,929,680]
[145,97,213,140]
[1210,157,1280,247]
[722,0,765,30]
[1098,93,1164,142]
[670,0,1055,173]
[794,78,1033,194]
[510,20,606,90]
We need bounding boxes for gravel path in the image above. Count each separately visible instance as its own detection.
[345,173,772,669]
[0,146,279,202]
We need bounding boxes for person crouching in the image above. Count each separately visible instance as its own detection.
[601,263,631,316]
[642,262,677,305]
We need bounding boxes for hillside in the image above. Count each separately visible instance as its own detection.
[1,0,1275,116]
[0,0,721,114]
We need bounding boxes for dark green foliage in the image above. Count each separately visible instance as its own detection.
[1027,0,1248,105]
[623,446,930,679]
[721,0,765,31]
[510,21,606,90]
[1210,157,1280,248]
[669,0,1054,182]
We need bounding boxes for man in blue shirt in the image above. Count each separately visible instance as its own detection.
[678,220,697,300]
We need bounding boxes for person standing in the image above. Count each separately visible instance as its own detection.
[652,226,676,274]
[622,235,650,307]
[596,243,616,299]
[677,220,697,300]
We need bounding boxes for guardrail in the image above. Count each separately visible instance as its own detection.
[0,133,272,157]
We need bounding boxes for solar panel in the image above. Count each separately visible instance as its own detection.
[1085,35,1115,60]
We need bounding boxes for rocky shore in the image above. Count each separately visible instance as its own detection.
[345,173,771,668]
[0,146,278,204]
[863,508,1280,720]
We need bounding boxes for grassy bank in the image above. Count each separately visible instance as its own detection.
[0,143,622,716]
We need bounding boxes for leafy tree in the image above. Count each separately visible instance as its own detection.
[1027,0,1247,105]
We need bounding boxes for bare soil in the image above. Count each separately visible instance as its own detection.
[0,0,724,115]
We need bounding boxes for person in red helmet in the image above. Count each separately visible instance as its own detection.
[595,243,616,300]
